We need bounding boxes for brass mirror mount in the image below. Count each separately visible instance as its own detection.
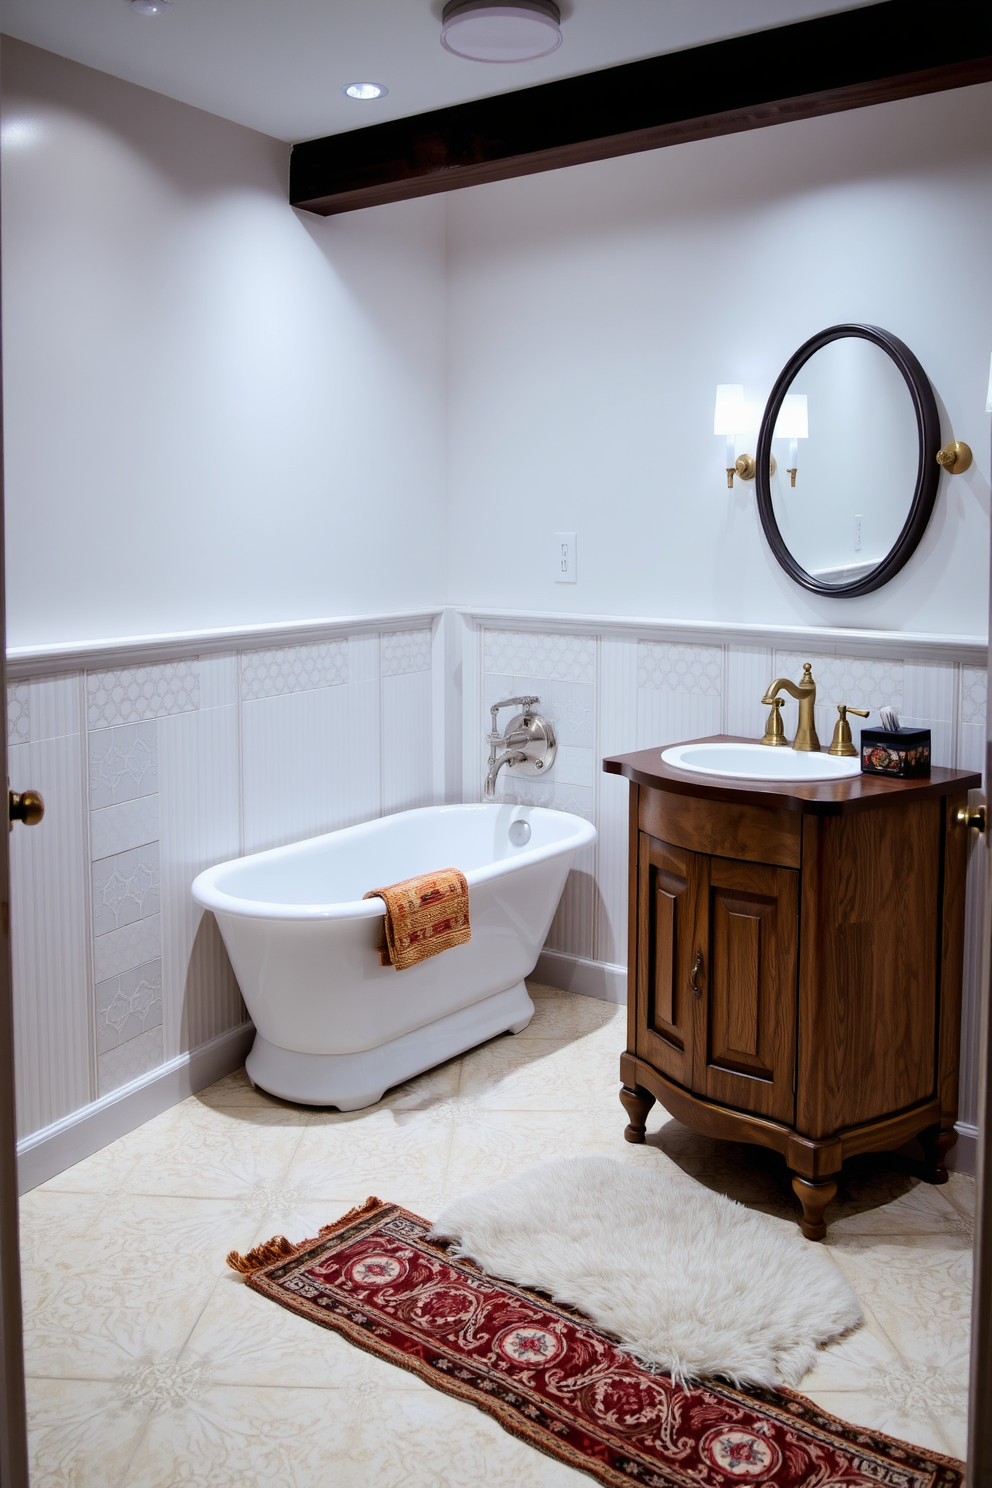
[956,803,987,833]
[936,441,973,475]
[729,453,776,488]
[828,704,870,757]
[8,789,44,831]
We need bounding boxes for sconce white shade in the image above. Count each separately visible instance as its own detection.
[774,393,809,441]
[714,384,746,437]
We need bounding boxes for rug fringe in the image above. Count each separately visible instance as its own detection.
[226,1196,385,1277]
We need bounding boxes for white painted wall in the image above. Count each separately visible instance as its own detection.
[446,83,992,638]
[1,39,447,650]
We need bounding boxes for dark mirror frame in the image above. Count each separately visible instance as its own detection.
[754,323,941,597]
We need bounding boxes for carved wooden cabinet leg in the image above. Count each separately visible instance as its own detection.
[918,1122,956,1184]
[791,1174,838,1241]
[619,1085,655,1143]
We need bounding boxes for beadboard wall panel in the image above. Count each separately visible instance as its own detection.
[9,614,438,1165]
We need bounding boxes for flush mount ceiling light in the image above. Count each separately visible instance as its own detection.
[128,0,174,13]
[441,0,562,63]
[343,82,388,100]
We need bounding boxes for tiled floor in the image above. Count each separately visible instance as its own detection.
[21,983,972,1485]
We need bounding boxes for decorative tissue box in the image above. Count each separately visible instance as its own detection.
[860,727,931,778]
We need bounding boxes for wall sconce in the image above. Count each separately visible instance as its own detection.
[936,441,973,474]
[714,384,754,488]
[774,393,808,487]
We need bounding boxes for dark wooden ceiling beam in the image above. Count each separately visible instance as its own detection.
[290,0,992,216]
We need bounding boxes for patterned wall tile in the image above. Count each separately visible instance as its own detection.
[549,681,595,748]
[772,652,904,712]
[961,667,987,727]
[98,1024,164,1097]
[240,641,348,701]
[96,959,163,1054]
[7,684,30,746]
[87,661,199,729]
[382,629,432,678]
[90,795,160,861]
[93,914,163,985]
[92,843,160,937]
[554,746,595,788]
[89,722,158,809]
[484,630,595,684]
[637,641,724,696]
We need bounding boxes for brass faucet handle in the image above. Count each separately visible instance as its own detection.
[828,704,870,757]
[760,697,789,747]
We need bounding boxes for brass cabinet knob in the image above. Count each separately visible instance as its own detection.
[956,804,987,833]
[8,789,44,831]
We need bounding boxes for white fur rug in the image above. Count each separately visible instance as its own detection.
[430,1156,862,1387]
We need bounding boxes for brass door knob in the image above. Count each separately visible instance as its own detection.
[956,804,987,833]
[9,789,44,830]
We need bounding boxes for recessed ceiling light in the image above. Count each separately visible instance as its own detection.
[441,1,562,64]
[344,82,388,101]
[128,0,174,14]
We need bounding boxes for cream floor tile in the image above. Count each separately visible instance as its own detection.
[192,1068,297,1112]
[101,1101,311,1198]
[456,1033,626,1113]
[519,983,621,1041]
[828,1238,972,1363]
[284,1105,455,1215]
[800,1386,959,1460]
[26,1375,149,1488]
[340,1383,586,1487]
[23,1196,257,1379]
[119,1383,356,1488]
[18,1189,107,1268]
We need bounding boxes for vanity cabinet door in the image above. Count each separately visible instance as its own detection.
[695,856,799,1124]
[635,832,703,1091]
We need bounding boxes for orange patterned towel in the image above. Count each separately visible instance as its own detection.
[363,868,471,971]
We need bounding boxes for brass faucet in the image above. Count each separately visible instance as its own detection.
[760,662,820,752]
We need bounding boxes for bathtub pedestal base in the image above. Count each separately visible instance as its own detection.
[246,981,535,1110]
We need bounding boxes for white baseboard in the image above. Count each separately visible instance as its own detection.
[951,1121,978,1176]
[16,1023,255,1194]
[534,950,627,1005]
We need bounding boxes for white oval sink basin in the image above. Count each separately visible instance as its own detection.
[661,742,861,782]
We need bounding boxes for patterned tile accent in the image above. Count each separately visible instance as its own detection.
[550,681,595,748]
[484,631,595,684]
[961,667,987,727]
[240,641,348,701]
[89,723,158,809]
[7,683,30,746]
[87,662,199,730]
[93,914,163,985]
[96,959,163,1054]
[382,629,432,678]
[637,641,723,696]
[98,1024,165,1097]
[773,652,904,712]
[92,844,161,938]
[90,795,160,861]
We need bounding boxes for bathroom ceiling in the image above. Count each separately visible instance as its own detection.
[0,0,881,144]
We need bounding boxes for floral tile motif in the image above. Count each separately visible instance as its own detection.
[90,795,160,861]
[637,642,724,697]
[87,662,199,730]
[92,844,161,937]
[961,667,987,727]
[89,723,158,809]
[240,641,349,701]
[382,630,432,678]
[94,914,163,985]
[484,631,595,685]
[773,652,904,712]
[96,960,163,1054]
[7,683,30,746]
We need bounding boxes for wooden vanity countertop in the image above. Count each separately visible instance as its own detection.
[603,735,982,816]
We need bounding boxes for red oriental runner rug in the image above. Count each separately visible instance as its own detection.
[227,1198,964,1488]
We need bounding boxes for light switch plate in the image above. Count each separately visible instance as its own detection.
[554,532,576,583]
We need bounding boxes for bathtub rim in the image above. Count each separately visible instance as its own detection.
[191,802,596,922]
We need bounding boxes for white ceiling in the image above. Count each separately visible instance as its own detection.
[1,0,880,145]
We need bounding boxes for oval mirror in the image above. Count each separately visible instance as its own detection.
[754,324,940,596]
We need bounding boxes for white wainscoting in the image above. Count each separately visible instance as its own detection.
[462,608,988,1171]
[9,611,440,1191]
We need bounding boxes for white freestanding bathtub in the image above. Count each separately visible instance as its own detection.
[191,803,596,1110]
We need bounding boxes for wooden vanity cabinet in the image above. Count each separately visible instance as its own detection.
[604,739,981,1240]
